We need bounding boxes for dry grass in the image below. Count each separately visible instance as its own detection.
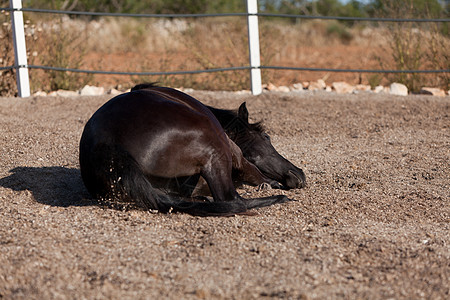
[1,14,449,94]
[0,11,16,96]
[376,22,449,93]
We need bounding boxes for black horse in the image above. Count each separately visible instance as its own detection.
[79,84,305,216]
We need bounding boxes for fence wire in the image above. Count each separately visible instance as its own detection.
[2,6,449,77]
[2,7,449,22]
[20,65,450,76]
[261,66,450,74]
[26,65,251,76]
[0,66,15,71]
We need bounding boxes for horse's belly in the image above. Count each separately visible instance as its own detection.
[136,128,218,179]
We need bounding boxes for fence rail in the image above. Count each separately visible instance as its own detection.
[2,0,450,97]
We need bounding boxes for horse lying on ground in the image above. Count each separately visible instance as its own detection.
[79,84,306,216]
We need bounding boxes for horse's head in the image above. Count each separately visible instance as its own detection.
[226,103,306,189]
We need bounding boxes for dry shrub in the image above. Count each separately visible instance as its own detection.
[377,23,449,92]
[375,0,449,92]
[178,18,250,90]
[426,24,450,91]
[0,11,16,96]
[0,12,93,94]
[5,11,445,93]
[0,10,44,96]
[31,17,93,92]
[129,17,262,91]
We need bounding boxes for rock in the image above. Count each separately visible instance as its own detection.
[374,85,384,93]
[318,79,326,88]
[108,88,121,95]
[33,91,47,97]
[276,86,290,93]
[302,81,310,89]
[292,83,303,90]
[355,84,371,92]
[48,90,79,97]
[420,87,446,97]
[389,83,408,96]
[308,79,326,91]
[80,85,105,96]
[332,82,354,94]
[263,84,290,92]
[266,83,277,91]
[233,90,251,95]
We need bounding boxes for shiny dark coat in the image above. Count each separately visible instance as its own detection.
[79,84,305,216]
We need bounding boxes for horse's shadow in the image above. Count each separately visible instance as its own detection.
[0,166,96,207]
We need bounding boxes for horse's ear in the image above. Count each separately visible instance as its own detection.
[238,102,249,123]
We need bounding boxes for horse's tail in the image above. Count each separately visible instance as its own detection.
[80,143,249,216]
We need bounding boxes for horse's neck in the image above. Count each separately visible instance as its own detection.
[206,106,252,146]
[206,106,237,131]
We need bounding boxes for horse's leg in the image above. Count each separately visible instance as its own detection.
[201,151,242,202]
[228,137,282,189]
[201,144,289,210]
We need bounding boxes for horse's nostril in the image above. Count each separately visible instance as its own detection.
[286,169,306,189]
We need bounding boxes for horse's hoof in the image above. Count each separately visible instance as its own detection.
[257,182,271,191]
[270,181,282,189]
[277,195,290,203]
[237,210,259,216]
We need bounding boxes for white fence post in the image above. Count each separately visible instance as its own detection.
[10,0,30,97]
[246,0,262,95]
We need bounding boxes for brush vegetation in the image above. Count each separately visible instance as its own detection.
[1,0,448,95]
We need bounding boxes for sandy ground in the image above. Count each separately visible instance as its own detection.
[0,90,448,299]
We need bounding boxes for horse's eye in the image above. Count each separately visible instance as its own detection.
[263,133,271,141]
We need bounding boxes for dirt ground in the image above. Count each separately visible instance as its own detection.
[0,90,448,299]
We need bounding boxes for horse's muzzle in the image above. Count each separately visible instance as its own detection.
[284,169,306,189]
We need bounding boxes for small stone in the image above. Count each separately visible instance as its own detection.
[355,84,371,91]
[49,90,79,97]
[292,83,303,90]
[420,87,446,97]
[80,85,105,96]
[374,85,384,93]
[308,79,326,91]
[233,90,251,95]
[108,88,121,95]
[33,91,47,97]
[266,83,277,91]
[276,86,290,93]
[389,83,408,96]
[332,82,354,94]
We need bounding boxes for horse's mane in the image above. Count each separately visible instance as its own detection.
[131,83,160,92]
[249,121,265,133]
[206,105,265,135]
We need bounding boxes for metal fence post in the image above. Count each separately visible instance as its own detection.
[10,0,30,97]
[246,0,262,95]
